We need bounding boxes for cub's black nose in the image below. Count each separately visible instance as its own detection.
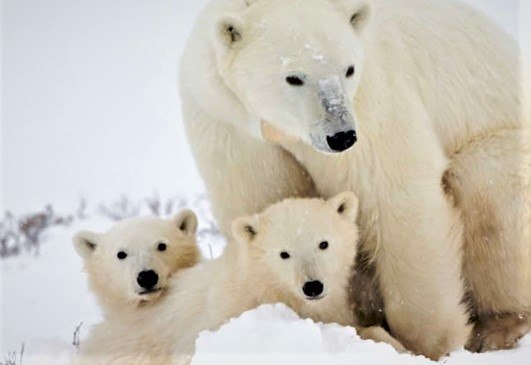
[302,280,324,298]
[137,270,158,290]
[326,130,357,152]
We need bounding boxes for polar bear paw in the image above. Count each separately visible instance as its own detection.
[466,313,531,352]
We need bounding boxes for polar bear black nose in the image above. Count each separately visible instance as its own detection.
[137,270,158,290]
[302,280,324,298]
[326,130,357,152]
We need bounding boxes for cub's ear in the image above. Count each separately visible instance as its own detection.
[213,14,246,49]
[231,215,260,245]
[332,0,373,34]
[328,191,360,223]
[73,230,101,260]
[172,209,198,236]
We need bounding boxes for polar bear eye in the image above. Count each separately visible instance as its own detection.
[286,76,304,86]
[280,251,291,260]
[157,243,167,252]
[346,65,355,78]
[319,241,329,250]
[117,251,127,260]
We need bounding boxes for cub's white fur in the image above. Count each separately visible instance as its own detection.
[73,193,404,365]
[73,210,200,318]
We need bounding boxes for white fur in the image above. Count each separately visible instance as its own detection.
[73,210,200,318]
[180,0,531,358]
[72,194,405,365]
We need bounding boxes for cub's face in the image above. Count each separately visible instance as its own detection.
[213,0,373,154]
[74,210,200,307]
[233,192,359,303]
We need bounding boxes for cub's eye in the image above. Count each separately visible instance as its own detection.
[286,76,304,86]
[280,251,291,259]
[319,241,329,250]
[117,251,127,260]
[346,65,355,78]
[157,243,167,252]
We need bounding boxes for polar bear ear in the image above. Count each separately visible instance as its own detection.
[328,191,360,223]
[349,0,373,33]
[73,230,101,260]
[214,14,246,49]
[332,0,373,34]
[172,209,198,236]
[232,215,260,245]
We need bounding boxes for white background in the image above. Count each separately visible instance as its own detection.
[1,0,529,214]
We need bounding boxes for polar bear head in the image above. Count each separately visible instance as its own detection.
[213,0,372,153]
[232,192,359,307]
[73,210,200,313]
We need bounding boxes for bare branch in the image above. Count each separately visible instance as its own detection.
[99,195,140,221]
[72,322,83,348]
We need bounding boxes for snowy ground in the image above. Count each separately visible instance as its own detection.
[2,0,531,364]
[1,197,530,365]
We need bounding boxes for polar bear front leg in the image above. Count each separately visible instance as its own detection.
[374,176,471,360]
[183,103,316,237]
[361,102,472,359]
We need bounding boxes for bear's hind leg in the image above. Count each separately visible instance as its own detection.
[444,127,531,352]
[467,313,531,352]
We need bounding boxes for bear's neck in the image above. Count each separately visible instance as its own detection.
[97,293,153,321]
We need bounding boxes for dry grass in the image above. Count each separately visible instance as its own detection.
[1,194,220,259]
[0,344,24,365]
[72,322,83,349]
[99,195,140,221]
[145,194,187,217]
[0,205,74,258]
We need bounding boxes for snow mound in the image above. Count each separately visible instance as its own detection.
[192,304,432,365]
[192,304,531,365]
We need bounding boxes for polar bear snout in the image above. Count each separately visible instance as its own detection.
[312,76,358,153]
[137,270,159,293]
[327,130,357,152]
[302,280,325,300]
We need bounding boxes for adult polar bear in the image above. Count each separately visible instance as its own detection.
[180,0,531,359]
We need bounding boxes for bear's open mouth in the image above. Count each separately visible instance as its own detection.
[138,287,163,296]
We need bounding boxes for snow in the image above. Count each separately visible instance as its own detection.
[193,304,428,365]
[1,206,530,365]
[281,57,292,67]
[194,305,531,365]
[2,0,531,364]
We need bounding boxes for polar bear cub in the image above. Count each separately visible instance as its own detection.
[73,193,403,365]
[73,209,201,318]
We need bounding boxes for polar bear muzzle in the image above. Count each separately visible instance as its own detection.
[311,76,358,153]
